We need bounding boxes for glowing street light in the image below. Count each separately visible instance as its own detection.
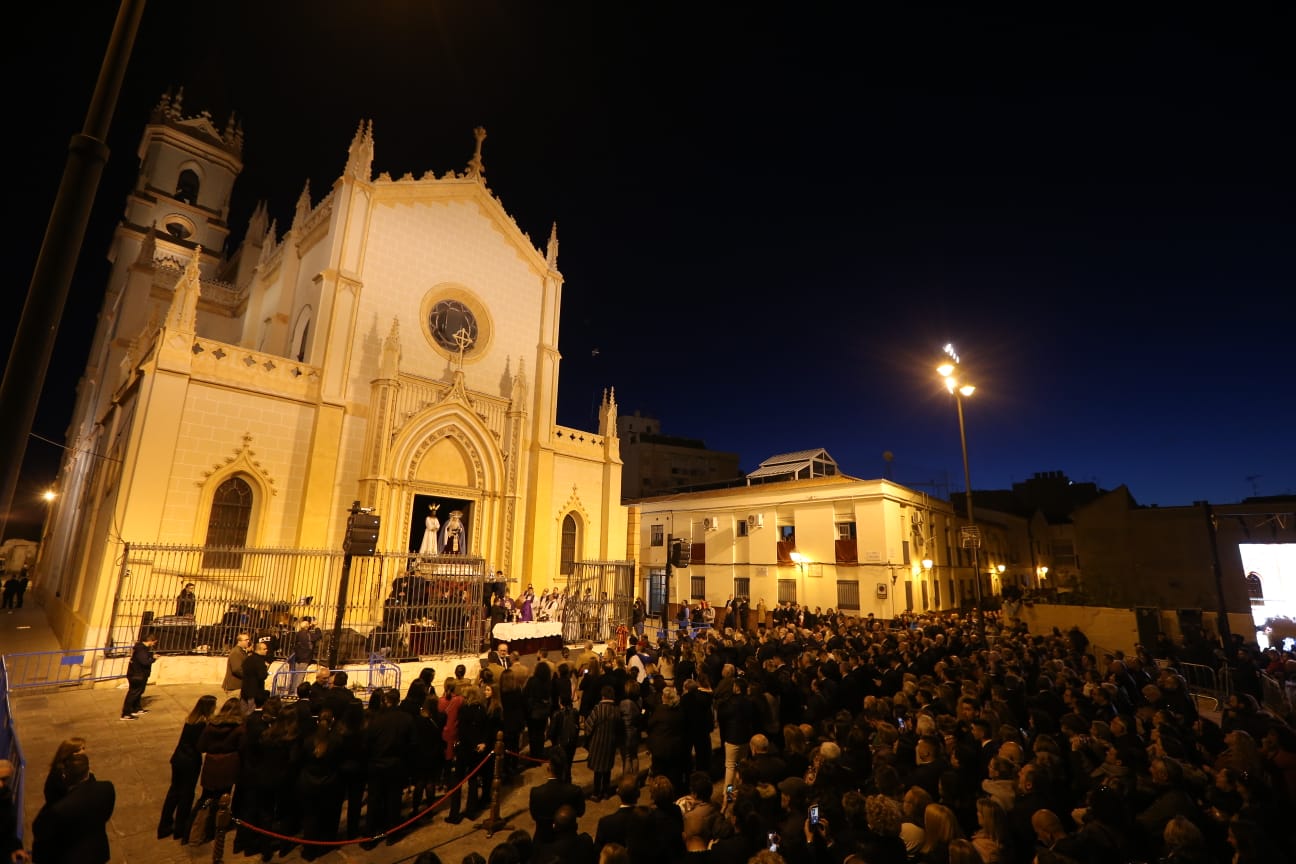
[42,488,56,503]
[937,343,984,633]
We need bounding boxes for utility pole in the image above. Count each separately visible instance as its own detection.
[0,0,146,537]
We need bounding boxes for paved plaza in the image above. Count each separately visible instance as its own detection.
[3,600,632,863]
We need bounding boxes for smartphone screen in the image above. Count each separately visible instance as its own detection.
[726,784,735,796]
[809,804,820,825]
[767,832,779,851]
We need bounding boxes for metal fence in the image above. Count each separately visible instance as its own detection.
[0,656,26,847]
[268,661,402,702]
[109,544,490,664]
[0,647,132,692]
[559,560,635,643]
[1176,660,1230,712]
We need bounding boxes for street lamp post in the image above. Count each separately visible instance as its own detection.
[937,343,984,635]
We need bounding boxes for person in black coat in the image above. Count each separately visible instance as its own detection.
[594,773,647,847]
[645,685,687,795]
[32,753,116,864]
[158,694,217,840]
[534,803,596,864]
[120,632,158,718]
[241,638,271,713]
[528,748,585,845]
[680,676,716,778]
[362,688,415,846]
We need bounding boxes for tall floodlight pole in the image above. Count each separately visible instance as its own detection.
[0,0,147,537]
[938,344,984,636]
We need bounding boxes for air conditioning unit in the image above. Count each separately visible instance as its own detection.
[703,517,718,531]
[746,513,764,529]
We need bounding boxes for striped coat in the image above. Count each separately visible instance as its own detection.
[584,699,622,773]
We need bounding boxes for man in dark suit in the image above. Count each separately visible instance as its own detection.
[528,748,584,845]
[32,753,115,863]
[120,632,158,719]
[240,637,271,714]
[534,804,595,864]
[322,669,360,718]
[487,641,511,669]
[362,688,415,849]
[594,773,647,847]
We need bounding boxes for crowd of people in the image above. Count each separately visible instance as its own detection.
[9,599,1296,864]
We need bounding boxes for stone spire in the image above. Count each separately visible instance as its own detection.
[546,222,560,271]
[246,201,269,243]
[135,221,158,266]
[345,119,374,181]
[511,356,528,406]
[292,180,312,231]
[166,247,203,333]
[598,387,618,436]
[465,127,487,179]
[379,317,401,379]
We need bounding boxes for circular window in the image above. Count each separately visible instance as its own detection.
[428,299,478,352]
[420,286,492,361]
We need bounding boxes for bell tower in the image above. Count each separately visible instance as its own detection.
[70,88,248,461]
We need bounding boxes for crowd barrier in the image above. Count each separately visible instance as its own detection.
[0,655,27,847]
[0,646,132,692]
[269,656,401,702]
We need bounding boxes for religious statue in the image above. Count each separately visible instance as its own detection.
[419,504,440,555]
[441,510,465,555]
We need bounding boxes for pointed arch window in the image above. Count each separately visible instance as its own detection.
[560,514,578,576]
[203,476,253,569]
[1246,571,1264,604]
[176,169,200,205]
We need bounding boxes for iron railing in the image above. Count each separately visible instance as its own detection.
[108,544,489,663]
[557,560,635,644]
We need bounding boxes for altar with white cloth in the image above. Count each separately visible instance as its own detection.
[492,621,564,654]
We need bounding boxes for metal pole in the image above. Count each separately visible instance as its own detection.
[329,502,361,669]
[0,0,147,537]
[664,533,673,639]
[955,393,984,634]
[1202,503,1234,651]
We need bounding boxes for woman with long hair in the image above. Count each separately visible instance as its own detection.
[296,707,345,861]
[410,694,447,822]
[970,797,1009,864]
[190,696,246,845]
[256,703,304,859]
[916,803,964,864]
[449,685,489,823]
[157,697,215,840]
[43,735,87,806]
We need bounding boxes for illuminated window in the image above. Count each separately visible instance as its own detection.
[561,514,577,576]
[203,476,252,569]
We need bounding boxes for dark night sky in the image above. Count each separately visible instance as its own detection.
[3,3,1293,536]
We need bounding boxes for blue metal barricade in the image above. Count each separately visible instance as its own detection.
[269,655,400,703]
[0,647,132,692]
[0,656,27,848]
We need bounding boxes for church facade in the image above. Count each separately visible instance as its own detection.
[38,91,627,649]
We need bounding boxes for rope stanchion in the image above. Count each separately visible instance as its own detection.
[210,792,233,864]
[227,748,495,852]
[479,730,509,837]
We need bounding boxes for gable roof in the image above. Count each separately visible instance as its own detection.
[746,448,839,483]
